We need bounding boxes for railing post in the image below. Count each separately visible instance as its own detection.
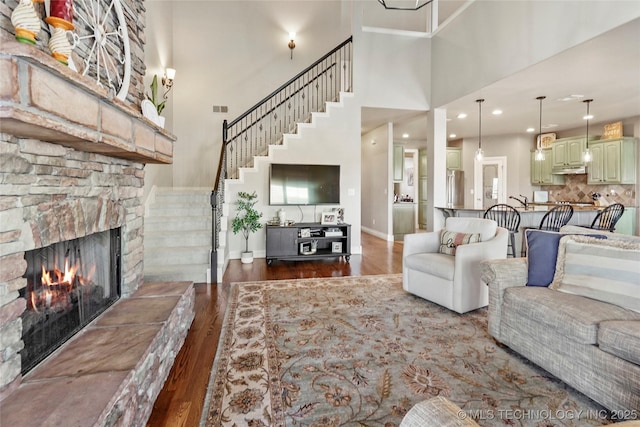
[210,189,217,284]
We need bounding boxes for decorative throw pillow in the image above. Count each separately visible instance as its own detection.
[438,230,480,255]
[549,235,640,312]
[525,229,606,287]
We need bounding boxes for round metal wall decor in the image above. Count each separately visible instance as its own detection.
[73,0,131,100]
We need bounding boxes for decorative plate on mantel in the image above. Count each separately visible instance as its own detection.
[141,99,165,128]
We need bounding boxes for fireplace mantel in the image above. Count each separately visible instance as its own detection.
[0,40,175,164]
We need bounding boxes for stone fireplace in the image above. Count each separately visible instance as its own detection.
[21,228,122,374]
[0,30,182,427]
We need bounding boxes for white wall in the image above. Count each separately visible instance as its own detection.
[461,134,534,207]
[143,0,175,198]
[166,1,350,188]
[355,29,431,110]
[361,122,393,239]
[431,1,640,107]
[225,94,362,258]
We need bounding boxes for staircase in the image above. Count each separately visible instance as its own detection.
[211,37,353,282]
[143,187,212,283]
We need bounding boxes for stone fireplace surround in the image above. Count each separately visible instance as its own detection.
[0,40,192,425]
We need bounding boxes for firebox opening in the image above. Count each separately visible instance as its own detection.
[20,228,122,374]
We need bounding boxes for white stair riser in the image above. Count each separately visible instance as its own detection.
[144,247,210,265]
[147,206,211,217]
[145,219,212,232]
[144,270,209,283]
[145,232,211,248]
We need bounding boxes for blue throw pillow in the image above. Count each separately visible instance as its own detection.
[526,230,606,287]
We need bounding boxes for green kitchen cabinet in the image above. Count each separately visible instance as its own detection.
[531,150,565,185]
[446,148,462,170]
[587,137,637,184]
[615,207,636,235]
[552,137,586,170]
[418,149,428,229]
[393,144,404,182]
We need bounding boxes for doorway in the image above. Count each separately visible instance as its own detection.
[473,156,507,210]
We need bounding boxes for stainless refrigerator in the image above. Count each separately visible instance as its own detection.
[446,170,464,208]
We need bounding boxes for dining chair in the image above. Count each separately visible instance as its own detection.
[483,204,521,258]
[521,204,574,256]
[588,203,625,232]
[538,204,574,232]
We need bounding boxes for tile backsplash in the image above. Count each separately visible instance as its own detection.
[541,174,636,206]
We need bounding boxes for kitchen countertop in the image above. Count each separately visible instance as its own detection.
[437,204,605,213]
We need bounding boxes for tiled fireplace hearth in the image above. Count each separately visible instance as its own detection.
[0,40,192,425]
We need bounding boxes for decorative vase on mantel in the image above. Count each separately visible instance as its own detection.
[11,0,44,45]
[45,0,75,65]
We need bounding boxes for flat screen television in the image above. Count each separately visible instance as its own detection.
[269,163,340,205]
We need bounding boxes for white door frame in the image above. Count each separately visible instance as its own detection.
[473,156,507,210]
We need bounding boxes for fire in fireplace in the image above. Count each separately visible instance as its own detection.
[20,228,122,374]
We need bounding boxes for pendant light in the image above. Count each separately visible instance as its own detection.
[535,96,546,161]
[583,99,593,162]
[475,99,485,161]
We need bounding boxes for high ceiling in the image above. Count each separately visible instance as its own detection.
[362,17,640,144]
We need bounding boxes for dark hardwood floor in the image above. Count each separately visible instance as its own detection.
[146,232,404,426]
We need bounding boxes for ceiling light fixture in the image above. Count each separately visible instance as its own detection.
[377,0,433,10]
[457,113,467,119]
[402,133,409,138]
[449,133,457,139]
[535,96,546,161]
[492,109,503,115]
[475,99,485,161]
[583,99,594,162]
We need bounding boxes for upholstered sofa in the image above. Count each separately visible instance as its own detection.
[481,230,640,416]
[400,396,640,426]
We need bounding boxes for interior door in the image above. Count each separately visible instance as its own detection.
[474,156,507,210]
[482,164,499,210]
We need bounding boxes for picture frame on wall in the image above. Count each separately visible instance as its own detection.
[321,212,338,225]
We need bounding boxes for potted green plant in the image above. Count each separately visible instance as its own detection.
[140,75,166,128]
[231,191,263,263]
[147,74,166,115]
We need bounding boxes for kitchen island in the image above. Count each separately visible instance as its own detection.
[436,204,604,256]
[393,202,416,241]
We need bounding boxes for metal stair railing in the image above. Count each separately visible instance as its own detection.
[210,37,353,282]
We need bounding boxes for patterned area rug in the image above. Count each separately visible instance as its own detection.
[201,274,609,426]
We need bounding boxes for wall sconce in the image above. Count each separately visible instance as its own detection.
[162,68,176,99]
[288,32,296,60]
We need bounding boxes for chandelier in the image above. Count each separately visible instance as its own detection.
[377,0,433,11]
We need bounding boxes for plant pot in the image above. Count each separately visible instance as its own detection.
[241,251,254,264]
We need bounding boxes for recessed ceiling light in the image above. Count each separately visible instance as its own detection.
[526,127,535,133]
[543,123,559,129]
[583,114,594,120]
[402,133,409,138]
[449,133,456,138]
[492,109,503,115]
[457,113,467,119]
[558,94,585,102]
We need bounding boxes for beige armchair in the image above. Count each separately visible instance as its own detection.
[403,217,508,314]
